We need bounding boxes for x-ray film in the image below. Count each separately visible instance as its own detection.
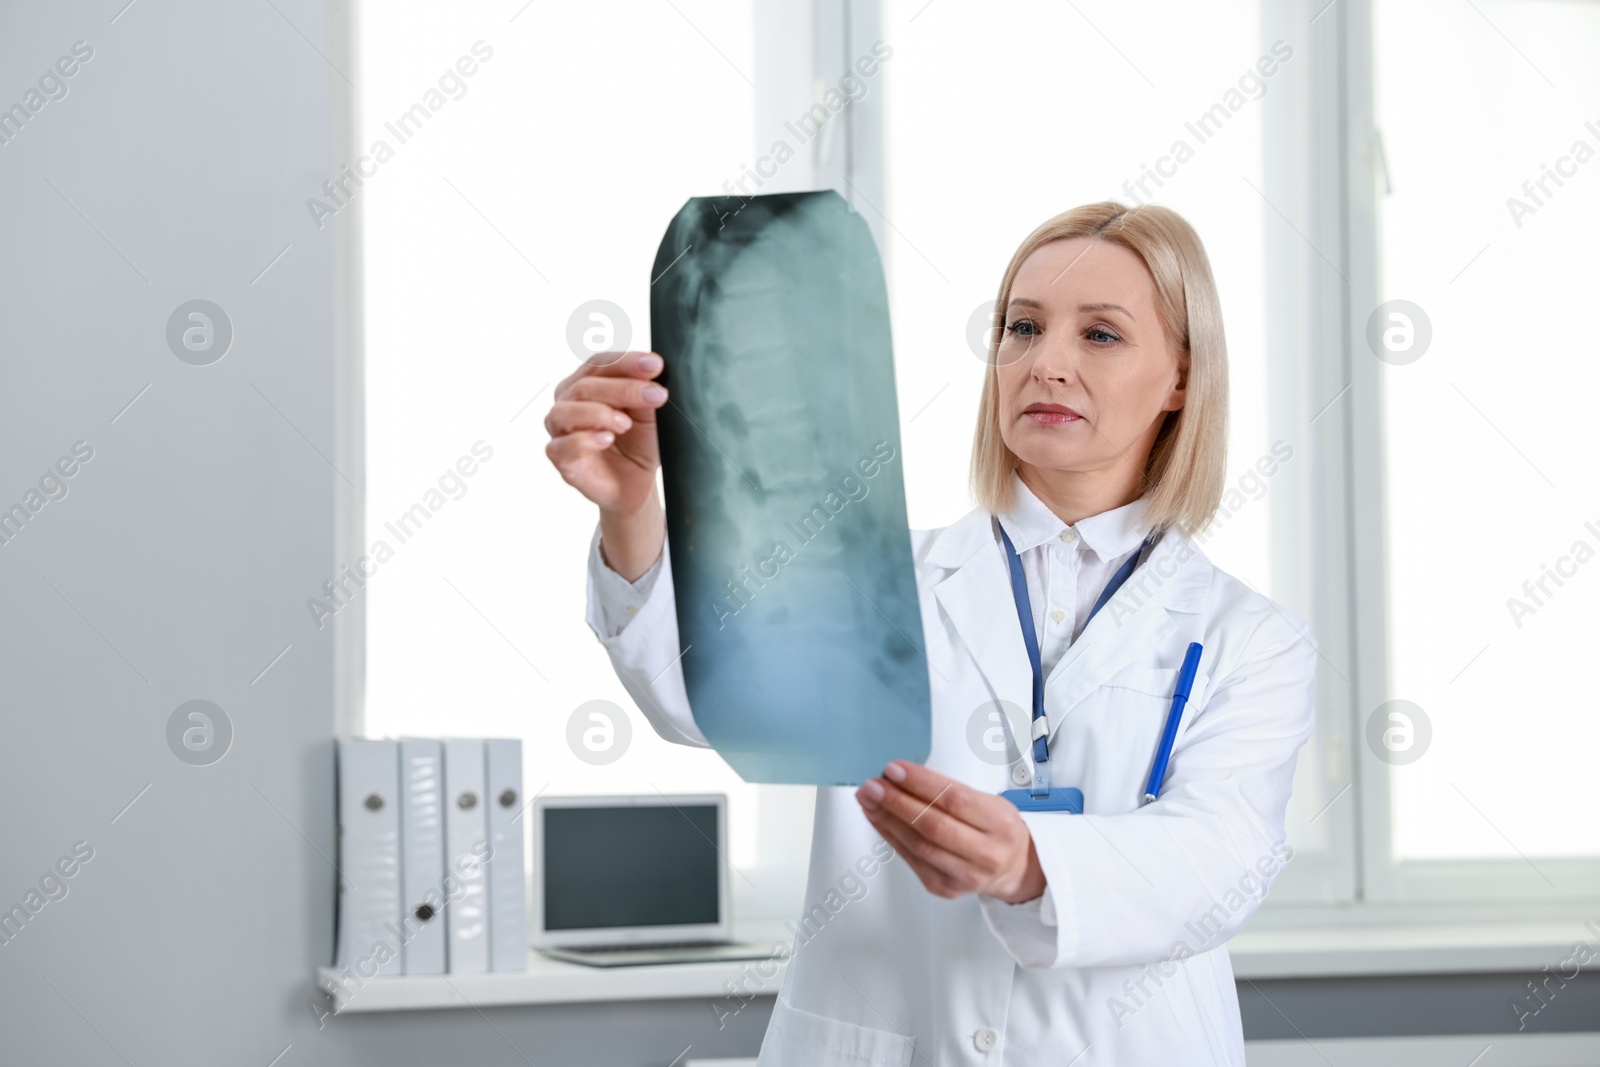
[650,190,931,785]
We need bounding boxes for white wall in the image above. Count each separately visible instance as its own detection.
[0,0,356,1061]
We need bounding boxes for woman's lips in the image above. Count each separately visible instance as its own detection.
[1023,404,1082,426]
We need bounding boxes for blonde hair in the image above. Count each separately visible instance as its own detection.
[969,201,1228,536]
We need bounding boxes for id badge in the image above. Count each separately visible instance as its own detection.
[1000,786,1083,813]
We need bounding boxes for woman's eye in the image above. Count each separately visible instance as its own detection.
[1086,326,1121,344]
[1005,319,1038,337]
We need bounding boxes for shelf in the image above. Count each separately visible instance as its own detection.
[319,921,792,1014]
[317,918,1590,1014]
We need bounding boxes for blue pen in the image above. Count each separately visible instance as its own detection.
[1143,642,1203,803]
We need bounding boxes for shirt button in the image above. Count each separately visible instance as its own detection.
[1049,609,1065,624]
[1059,529,1077,543]
[1011,763,1030,786]
[626,605,639,616]
[974,1027,999,1052]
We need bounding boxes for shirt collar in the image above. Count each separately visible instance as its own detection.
[995,468,1153,561]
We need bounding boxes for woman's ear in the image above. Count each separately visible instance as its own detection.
[1165,349,1190,412]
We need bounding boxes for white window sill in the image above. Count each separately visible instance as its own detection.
[683,1036,1600,1067]
[1228,918,1587,979]
[317,916,1591,1014]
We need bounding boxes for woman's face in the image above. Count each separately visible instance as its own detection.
[994,237,1187,490]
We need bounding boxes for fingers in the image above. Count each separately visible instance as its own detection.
[856,765,1035,899]
[881,760,1011,833]
[545,426,619,471]
[557,373,670,415]
[545,352,667,507]
[556,350,666,398]
[546,399,635,440]
[860,805,972,898]
[858,777,990,865]
[548,352,669,447]
[878,760,957,804]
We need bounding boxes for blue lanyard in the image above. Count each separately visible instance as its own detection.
[997,521,1154,770]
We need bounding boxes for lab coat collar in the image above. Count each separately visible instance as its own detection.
[995,469,1152,563]
[927,501,1211,763]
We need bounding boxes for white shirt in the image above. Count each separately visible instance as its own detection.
[585,523,667,640]
[994,470,1154,678]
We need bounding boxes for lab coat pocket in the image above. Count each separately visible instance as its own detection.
[1103,665,1210,710]
[1102,665,1180,698]
[761,993,916,1067]
[1092,666,1208,799]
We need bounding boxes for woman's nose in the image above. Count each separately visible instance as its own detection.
[1030,337,1079,384]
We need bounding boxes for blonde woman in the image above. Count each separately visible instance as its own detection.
[546,201,1316,1066]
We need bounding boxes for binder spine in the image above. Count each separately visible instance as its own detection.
[442,739,489,973]
[334,739,403,978]
[485,739,527,972]
[399,739,446,975]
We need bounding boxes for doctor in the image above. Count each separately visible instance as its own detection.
[545,200,1317,1066]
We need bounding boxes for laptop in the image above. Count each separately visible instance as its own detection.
[532,793,773,967]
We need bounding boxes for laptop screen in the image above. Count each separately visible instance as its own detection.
[541,803,721,931]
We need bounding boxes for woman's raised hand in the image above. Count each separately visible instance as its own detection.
[546,351,670,579]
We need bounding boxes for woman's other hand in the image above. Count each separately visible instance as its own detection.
[856,761,1046,905]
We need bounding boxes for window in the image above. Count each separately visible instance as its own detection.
[1361,0,1600,899]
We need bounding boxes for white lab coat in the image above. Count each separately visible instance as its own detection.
[585,501,1317,1066]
